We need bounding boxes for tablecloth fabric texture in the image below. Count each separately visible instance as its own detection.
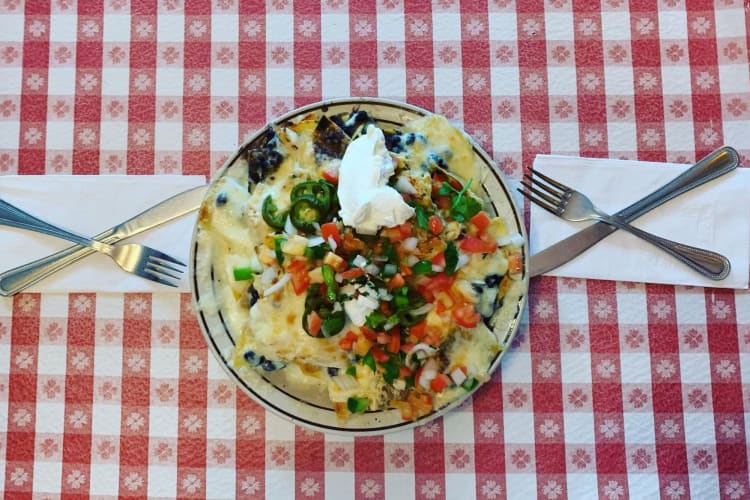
[0,1,749,499]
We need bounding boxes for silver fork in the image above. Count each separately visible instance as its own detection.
[0,199,185,287]
[519,169,731,281]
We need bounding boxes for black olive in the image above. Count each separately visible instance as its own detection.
[405,133,416,145]
[484,274,502,287]
[429,153,448,169]
[327,367,339,377]
[261,359,286,371]
[243,350,263,366]
[247,285,260,307]
[215,192,228,206]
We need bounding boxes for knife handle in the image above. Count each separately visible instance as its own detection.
[616,146,739,220]
[0,229,120,297]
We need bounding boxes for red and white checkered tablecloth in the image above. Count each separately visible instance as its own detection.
[1,0,749,498]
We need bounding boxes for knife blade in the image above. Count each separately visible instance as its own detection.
[529,146,740,277]
[0,184,208,296]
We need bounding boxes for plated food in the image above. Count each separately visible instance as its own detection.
[191,99,528,433]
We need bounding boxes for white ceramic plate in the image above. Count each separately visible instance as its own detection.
[190,98,528,435]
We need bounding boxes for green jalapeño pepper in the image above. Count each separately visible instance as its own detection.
[302,283,346,338]
[262,195,287,230]
[290,195,325,233]
[291,180,333,213]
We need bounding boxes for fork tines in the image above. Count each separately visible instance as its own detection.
[143,252,187,287]
[517,168,568,216]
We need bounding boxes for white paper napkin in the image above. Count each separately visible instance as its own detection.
[528,155,750,289]
[0,175,206,293]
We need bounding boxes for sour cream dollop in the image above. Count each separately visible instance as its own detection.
[337,126,415,235]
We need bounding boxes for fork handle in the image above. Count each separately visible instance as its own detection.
[0,199,109,254]
[602,214,730,280]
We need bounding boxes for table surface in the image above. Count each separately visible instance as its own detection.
[1,1,749,499]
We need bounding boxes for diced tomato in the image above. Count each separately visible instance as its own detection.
[428,215,443,235]
[377,332,390,344]
[452,303,481,328]
[436,195,452,210]
[409,321,427,340]
[470,211,491,232]
[340,267,365,280]
[399,365,412,378]
[430,373,452,393]
[507,250,523,276]
[321,222,341,246]
[460,236,498,254]
[371,347,389,363]
[360,327,378,341]
[321,166,339,184]
[285,256,308,273]
[430,252,445,267]
[379,301,392,316]
[338,330,357,350]
[423,273,453,292]
[387,273,406,290]
[397,221,413,239]
[307,311,322,337]
[290,271,311,295]
[387,332,401,353]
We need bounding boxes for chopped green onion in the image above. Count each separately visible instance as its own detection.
[347,396,369,413]
[393,294,410,309]
[321,264,338,301]
[461,377,479,391]
[362,351,376,372]
[444,241,458,276]
[345,365,357,376]
[365,311,387,329]
[274,238,286,265]
[232,266,255,281]
[415,205,429,230]
[412,260,433,275]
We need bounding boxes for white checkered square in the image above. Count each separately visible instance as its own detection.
[211,15,238,42]
[96,294,123,319]
[606,122,637,153]
[321,68,351,99]
[376,14,405,42]
[488,12,518,41]
[546,67,577,95]
[102,15,131,42]
[37,345,67,376]
[265,411,296,442]
[0,401,7,432]
[446,473,476,500]
[549,123,580,154]
[45,121,74,150]
[266,470,294,497]
[619,353,652,384]
[47,67,77,95]
[627,475,660,497]
[0,15,24,41]
[147,406,177,438]
[492,122,522,153]
[101,67,131,96]
[383,427,413,444]
[434,67,463,95]
[326,472,355,497]
[147,465,177,497]
[617,293,647,325]
[658,10,688,40]
[93,346,122,377]
[564,412,595,443]
[689,474,720,500]
[674,289,707,325]
[679,353,711,384]
[49,14,79,42]
[498,351,531,383]
[660,65,692,95]
[490,67,520,94]
[378,68,406,97]
[505,474,537,498]
[156,67,184,96]
[600,11,631,41]
[89,464,120,496]
[266,68,295,97]
[320,14,349,42]
[39,294,68,318]
[98,120,128,150]
[723,120,750,149]
[206,408,235,440]
[442,408,475,443]
[0,120,19,150]
[35,402,65,433]
[561,353,592,384]
[207,353,226,379]
[266,14,294,42]
[211,68,239,97]
[719,64,750,94]
[544,12,574,40]
[683,413,718,444]
[503,412,535,442]
[432,13,462,41]
[33,462,62,495]
[154,122,182,151]
[150,294,180,322]
[210,123,239,151]
[603,66,634,95]
[91,403,121,436]
[622,413,655,443]
[663,121,695,152]
[156,15,184,42]
[714,8,748,37]
[206,468,235,498]
[150,348,180,378]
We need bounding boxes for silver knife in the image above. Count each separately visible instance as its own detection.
[0,184,208,296]
[529,146,740,277]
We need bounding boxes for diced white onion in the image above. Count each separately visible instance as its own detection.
[327,236,338,251]
[378,289,392,301]
[431,264,444,273]
[371,254,389,262]
[262,273,290,296]
[405,343,437,366]
[395,176,418,194]
[260,266,278,284]
[405,255,420,266]
[402,237,419,252]
[307,236,325,247]
[332,374,359,391]
[284,215,297,236]
[450,367,468,386]
[411,303,434,316]
[364,263,381,276]
[352,255,369,268]
[455,252,471,271]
